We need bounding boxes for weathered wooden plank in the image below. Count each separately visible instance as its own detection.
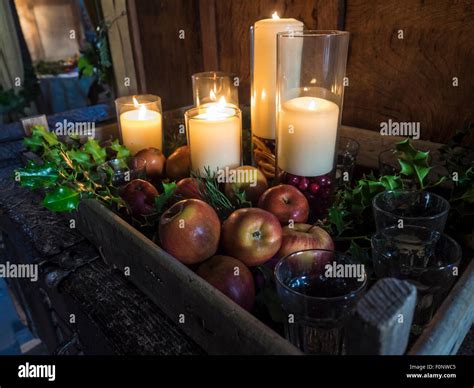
[346,278,417,355]
[409,260,474,355]
[100,0,138,96]
[199,0,219,71]
[75,199,302,355]
[343,0,474,143]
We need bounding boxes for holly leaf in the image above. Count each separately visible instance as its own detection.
[15,161,59,189]
[43,185,80,212]
[31,125,58,147]
[83,138,106,164]
[154,182,177,214]
[328,205,346,235]
[110,139,131,159]
[23,134,43,151]
[396,138,432,187]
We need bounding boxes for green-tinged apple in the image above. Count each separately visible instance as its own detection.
[174,177,204,200]
[277,223,334,260]
[224,165,268,205]
[222,208,282,266]
[166,145,190,181]
[159,199,220,265]
[197,255,255,311]
[135,147,166,180]
[258,184,309,224]
[121,179,159,219]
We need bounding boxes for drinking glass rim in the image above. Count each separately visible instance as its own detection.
[277,30,349,38]
[274,249,367,301]
[192,71,236,80]
[371,232,462,270]
[115,94,161,107]
[372,189,450,221]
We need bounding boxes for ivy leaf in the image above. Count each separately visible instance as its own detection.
[67,149,93,168]
[31,125,58,147]
[43,185,80,212]
[15,161,59,189]
[155,182,177,213]
[110,139,131,159]
[83,138,106,164]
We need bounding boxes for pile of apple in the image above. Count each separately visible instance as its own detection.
[119,146,334,312]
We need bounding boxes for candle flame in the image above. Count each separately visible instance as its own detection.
[272,12,280,20]
[133,96,140,108]
[204,97,228,119]
[138,104,147,120]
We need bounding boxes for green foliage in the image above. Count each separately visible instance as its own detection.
[154,182,177,214]
[15,126,130,212]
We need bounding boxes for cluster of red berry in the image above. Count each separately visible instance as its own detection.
[280,171,334,218]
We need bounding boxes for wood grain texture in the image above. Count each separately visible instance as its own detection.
[346,278,417,355]
[342,0,474,143]
[214,0,343,105]
[101,0,138,96]
[130,0,204,109]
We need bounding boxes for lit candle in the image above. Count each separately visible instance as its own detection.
[187,98,242,174]
[119,97,163,155]
[277,96,339,177]
[252,12,303,140]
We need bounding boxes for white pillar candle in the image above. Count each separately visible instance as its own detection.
[277,96,339,177]
[187,103,241,174]
[120,104,162,155]
[251,12,303,140]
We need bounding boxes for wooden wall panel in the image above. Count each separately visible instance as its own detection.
[214,0,343,105]
[342,0,474,143]
[129,0,204,110]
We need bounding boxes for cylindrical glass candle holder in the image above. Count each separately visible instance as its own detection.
[250,15,304,180]
[185,104,242,175]
[115,95,163,156]
[276,31,349,218]
[192,71,239,108]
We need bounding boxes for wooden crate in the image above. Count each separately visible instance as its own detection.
[75,197,474,355]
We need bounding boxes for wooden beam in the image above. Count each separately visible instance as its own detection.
[199,0,219,71]
[346,278,417,355]
[126,0,147,93]
[100,0,138,96]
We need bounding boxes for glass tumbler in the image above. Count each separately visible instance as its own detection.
[372,190,450,233]
[371,226,462,325]
[275,249,367,354]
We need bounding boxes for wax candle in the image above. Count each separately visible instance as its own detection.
[251,12,303,140]
[118,96,163,155]
[186,100,242,174]
[277,96,339,177]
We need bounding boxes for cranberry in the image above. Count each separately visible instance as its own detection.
[286,174,300,186]
[309,183,320,194]
[298,177,309,191]
[317,176,332,187]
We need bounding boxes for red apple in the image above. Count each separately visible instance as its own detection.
[224,165,268,205]
[166,145,191,181]
[277,223,334,260]
[121,179,159,219]
[197,255,255,311]
[174,177,204,200]
[159,199,220,265]
[258,184,309,224]
[135,147,166,181]
[222,208,282,266]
